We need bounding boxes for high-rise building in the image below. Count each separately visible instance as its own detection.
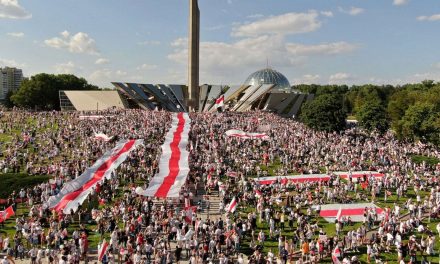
[0,67,23,100]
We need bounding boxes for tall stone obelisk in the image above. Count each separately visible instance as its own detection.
[187,0,200,112]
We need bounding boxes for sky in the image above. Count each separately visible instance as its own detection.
[1,0,440,88]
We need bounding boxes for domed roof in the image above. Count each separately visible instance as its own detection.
[244,68,291,91]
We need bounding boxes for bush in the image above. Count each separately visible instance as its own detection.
[0,173,51,198]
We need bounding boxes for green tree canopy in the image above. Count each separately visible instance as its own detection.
[11,73,98,110]
[399,102,440,144]
[300,93,347,132]
[357,100,389,134]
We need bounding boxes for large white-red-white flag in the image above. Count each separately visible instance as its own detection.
[225,130,269,140]
[0,206,15,223]
[46,139,143,214]
[98,239,109,261]
[226,197,238,213]
[136,113,191,198]
[215,95,224,109]
[317,203,384,223]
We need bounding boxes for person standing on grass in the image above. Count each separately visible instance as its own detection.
[302,240,309,262]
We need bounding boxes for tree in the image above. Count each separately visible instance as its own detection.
[300,94,347,132]
[4,90,15,108]
[398,102,440,144]
[11,73,98,110]
[357,101,389,133]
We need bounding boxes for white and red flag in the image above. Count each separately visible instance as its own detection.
[94,132,113,142]
[46,139,143,214]
[226,197,238,213]
[225,129,269,140]
[184,198,191,208]
[98,239,109,261]
[184,206,197,223]
[136,113,191,198]
[195,219,202,231]
[0,206,15,223]
[255,190,262,198]
[215,95,224,109]
[332,246,341,264]
[316,203,384,223]
[335,206,342,222]
[226,171,238,178]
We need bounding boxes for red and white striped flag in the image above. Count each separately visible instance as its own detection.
[195,219,201,231]
[185,198,191,208]
[226,197,237,213]
[46,140,142,214]
[0,206,14,223]
[136,113,191,198]
[207,173,212,183]
[215,95,224,109]
[335,206,342,222]
[332,246,341,264]
[255,190,262,198]
[184,206,197,223]
[227,171,238,178]
[94,132,113,142]
[98,239,109,261]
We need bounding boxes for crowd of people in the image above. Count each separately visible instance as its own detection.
[0,109,440,263]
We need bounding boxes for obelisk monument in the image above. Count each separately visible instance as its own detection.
[187,0,200,111]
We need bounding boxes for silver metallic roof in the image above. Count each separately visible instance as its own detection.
[244,68,291,91]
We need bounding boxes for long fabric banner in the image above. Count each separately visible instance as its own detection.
[136,113,191,198]
[313,203,384,223]
[225,129,269,140]
[256,171,384,185]
[46,139,143,214]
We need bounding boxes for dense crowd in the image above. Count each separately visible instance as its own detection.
[0,109,440,264]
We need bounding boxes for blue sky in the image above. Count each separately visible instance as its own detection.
[1,0,440,87]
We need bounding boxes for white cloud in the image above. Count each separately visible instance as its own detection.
[169,35,301,71]
[44,31,99,55]
[339,7,364,16]
[171,38,188,47]
[286,42,358,56]
[434,62,440,69]
[320,11,334,17]
[417,14,440,21]
[232,11,321,37]
[7,32,24,37]
[88,69,127,87]
[247,14,264,19]
[138,40,161,46]
[95,58,109,65]
[137,64,158,70]
[329,72,356,84]
[393,0,409,6]
[0,0,31,19]
[169,35,357,84]
[293,74,321,84]
[0,57,25,68]
[54,61,79,74]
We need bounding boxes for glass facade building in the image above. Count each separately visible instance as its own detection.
[244,68,291,92]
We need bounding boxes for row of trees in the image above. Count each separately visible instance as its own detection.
[298,81,440,145]
[6,73,98,110]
